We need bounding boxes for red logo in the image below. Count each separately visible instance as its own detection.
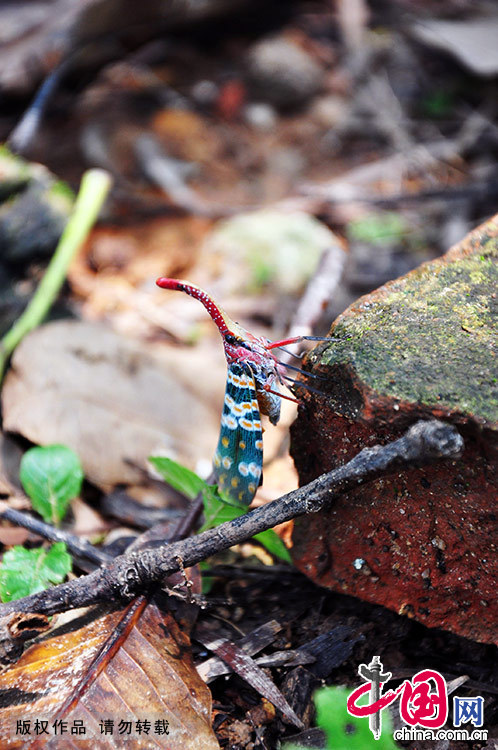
[347,657,448,739]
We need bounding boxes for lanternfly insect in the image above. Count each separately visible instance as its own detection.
[156,278,325,505]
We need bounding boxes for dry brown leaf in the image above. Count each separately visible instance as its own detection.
[1,320,223,488]
[411,14,498,77]
[151,109,222,164]
[0,525,29,547]
[0,594,218,748]
[70,497,113,540]
[68,217,211,340]
[204,638,303,729]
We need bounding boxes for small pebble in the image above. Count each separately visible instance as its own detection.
[246,36,324,108]
[243,102,277,131]
[190,79,218,106]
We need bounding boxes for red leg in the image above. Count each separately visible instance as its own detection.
[263,384,300,405]
[265,335,330,350]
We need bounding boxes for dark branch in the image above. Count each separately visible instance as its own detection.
[0,507,111,566]
[0,421,462,627]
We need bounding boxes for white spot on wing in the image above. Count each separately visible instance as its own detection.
[221,414,238,429]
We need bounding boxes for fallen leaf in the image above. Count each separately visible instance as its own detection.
[2,321,223,488]
[0,525,29,547]
[152,109,221,163]
[68,217,211,340]
[0,593,218,748]
[70,497,112,540]
[197,619,283,683]
[411,15,498,77]
[197,634,304,729]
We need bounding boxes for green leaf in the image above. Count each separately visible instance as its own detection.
[199,561,215,594]
[149,456,208,500]
[0,542,72,602]
[254,529,292,563]
[203,491,292,562]
[422,90,454,118]
[199,486,244,531]
[20,444,83,525]
[151,456,293,563]
[314,686,398,750]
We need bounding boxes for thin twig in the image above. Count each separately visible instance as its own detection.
[0,421,462,628]
[8,61,70,155]
[279,240,347,365]
[0,507,111,566]
[101,490,183,529]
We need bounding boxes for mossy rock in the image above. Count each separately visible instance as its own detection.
[290,214,497,644]
[0,146,73,261]
[310,215,497,427]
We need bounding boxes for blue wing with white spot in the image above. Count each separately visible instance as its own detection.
[213,362,263,506]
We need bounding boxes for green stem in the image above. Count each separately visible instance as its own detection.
[0,168,112,382]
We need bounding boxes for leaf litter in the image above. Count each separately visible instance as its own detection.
[0,0,497,747]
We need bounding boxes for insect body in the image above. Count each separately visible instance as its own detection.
[156,278,293,505]
[214,362,264,504]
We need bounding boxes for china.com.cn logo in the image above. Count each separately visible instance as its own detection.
[346,656,485,740]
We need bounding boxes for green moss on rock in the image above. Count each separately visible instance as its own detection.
[314,221,497,424]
